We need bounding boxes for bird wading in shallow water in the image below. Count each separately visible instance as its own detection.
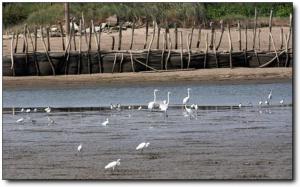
[105,159,121,171]
[182,88,191,106]
[136,142,150,152]
[102,118,109,126]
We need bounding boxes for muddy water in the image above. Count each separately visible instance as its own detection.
[2,105,292,179]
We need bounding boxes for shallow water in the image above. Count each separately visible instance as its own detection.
[2,81,293,179]
[3,82,292,107]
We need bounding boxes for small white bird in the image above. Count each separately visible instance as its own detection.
[238,103,242,108]
[184,105,193,115]
[191,104,198,110]
[159,92,171,117]
[182,88,191,105]
[265,100,269,105]
[26,109,31,113]
[268,89,273,100]
[138,106,142,110]
[280,99,284,105]
[44,106,51,113]
[110,104,115,110]
[33,108,37,112]
[136,142,150,152]
[102,118,109,126]
[128,106,132,110]
[47,117,55,124]
[16,117,24,123]
[105,159,121,171]
[116,104,121,109]
[259,101,263,106]
[77,144,82,152]
[20,108,24,112]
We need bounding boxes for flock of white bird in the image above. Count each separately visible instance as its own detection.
[14,87,285,171]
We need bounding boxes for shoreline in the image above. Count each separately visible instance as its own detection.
[3,68,292,89]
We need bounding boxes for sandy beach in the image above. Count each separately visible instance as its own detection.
[3,67,292,89]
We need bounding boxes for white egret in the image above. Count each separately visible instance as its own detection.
[136,142,150,152]
[182,88,191,105]
[148,89,159,110]
[268,89,273,100]
[77,144,82,152]
[280,99,284,105]
[159,92,171,117]
[128,106,131,110]
[102,118,109,126]
[184,105,193,115]
[45,106,51,113]
[26,109,31,113]
[110,104,115,110]
[16,117,24,123]
[33,108,37,112]
[259,101,263,106]
[47,117,55,125]
[138,106,142,110]
[265,100,269,105]
[20,108,24,112]
[105,159,121,171]
[238,103,242,108]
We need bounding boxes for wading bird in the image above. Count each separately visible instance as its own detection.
[77,144,82,152]
[148,89,159,110]
[159,92,171,117]
[183,88,191,105]
[20,108,24,112]
[16,117,24,123]
[280,99,284,105]
[33,108,37,112]
[136,142,150,152]
[26,109,31,113]
[102,118,109,126]
[268,89,273,100]
[45,106,51,113]
[138,106,142,110]
[47,117,55,125]
[238,103,242,108]
[259,101,263,106]
[105,159,121,171]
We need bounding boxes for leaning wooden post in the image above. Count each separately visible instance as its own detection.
[187,33,191,69]
[146,21,156,69]
[98,24,102,51]
[252,7,257,50]
[59,22,65,50]
[72,21,76,51]
[179,31,183,69]
[118,22,123,50]
[204,32,208,69]
[209,22,215,50]
[244,23,248,65]
[88,24,92,74]
[40,26,56,75]
[82,12,88,50]
[156,22,160,49]
[227,24,233,69]
[110,36,115,50]
[144,19,149,49]
[92,20,101,73]
[196,23,202,48]
[78,20,82,74]
[164,25,168,49]
[34,26,37,52]
[14,32,19,53]
[130,20,135,50]
[268,9,273,52]
[29,27,39,75]
[258,28,261,51]
[189,21,195,49]
[216,20,224,51]
[237,21,241,51]
[174,23,178,49]
[280,27,283,50]
[10,32,15,76]
[161,31,165,69]
[285,13,292,67]
[270,32,280,67]
[46,27,51,51]
[24,25,28,64]
[22,24,27,53]
[165,32,172,70]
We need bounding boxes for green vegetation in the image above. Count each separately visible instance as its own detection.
[3,2,293,28]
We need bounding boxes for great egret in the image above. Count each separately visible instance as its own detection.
[105,159,121,171]
[33,108,37,112]
[138,106,142,110]
[185,105,193,115]
[136,142,150,152]
[128,106,132,110]
[159,92,171,117]
[45,106,51,113]
[77,144,82,152]
[148,89,159,110]
[16,117,24,123]
[183,88,191,105]
[268,89,273,100]
[47,117,55,125]
[20,108,24,112]
[102,118,109,126]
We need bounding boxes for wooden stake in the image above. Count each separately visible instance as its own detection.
[285,13,292,67]
[146,21,156,68]
[72,22,76,51]
[189,21,195,49]
[78,20,82,74]
[112,53,118,73]
[179,31,183,69]
[22,24,27,53]
[29,27,39,75]
[156,23,160,49]
[269,32,280,66]
[209,22,215,50]
[174,23,178,49]
[245,23,248,51]
[10,32,15,76]
[118,22,123,50]
[237,21,241,51]
[252,7,257,50]
[216,20,224,51]
[268,9,273,52]
[258,28,261,51]
[130,21,135,50]
[227,24,233,69]
[98,23,102,51]
[280,27,283,50]
[119,53,124,73]
[40,26,55,75]
[204,32,208,69]
[14,32,19,53]
[144,19,149,49]
[82,12,88,50]
[110,36,115,50]
[187,33,191,69]
[46,27,51,51]
[161,31,165,70]
[196,23,202,48]
[34,26,37,52]
[88,25,92,51]
[92,20,102,73]
[129,50,135,72]
[59,22,65,50]
[165,33,172,70]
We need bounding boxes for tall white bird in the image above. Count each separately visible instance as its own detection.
[102,118,109,126]
[184,105,193,115]
[182,88,191,105]
[159,92,171,117]
[105,159,121,171]
[280,99,284,105]
[45,106,51,113]
[77,144,82,152]
[16,117,24,123]
[148,89,159,110]
[136,142,150,152]
[268,89,273,100]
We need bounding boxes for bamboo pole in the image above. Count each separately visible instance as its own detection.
[209,22,215,50]
[118,22,123,50]
[40,26,55,75]
[130,21,135,50]
[10,32,15,76]
[180,31,183,69]
[59,22,65,50]
[46,27,51,51]
[268,9,273,52]
[252,7,257,50]
[196,23,202,49]
[237,21,241,51]
[146,21,156,69]
[174,23,178,49]
[227,24,233,69]
[156,23,160,49]
[14,32,19,53]
[215,20,224,51]
[144,19,149,49]
[78,20,82,74]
